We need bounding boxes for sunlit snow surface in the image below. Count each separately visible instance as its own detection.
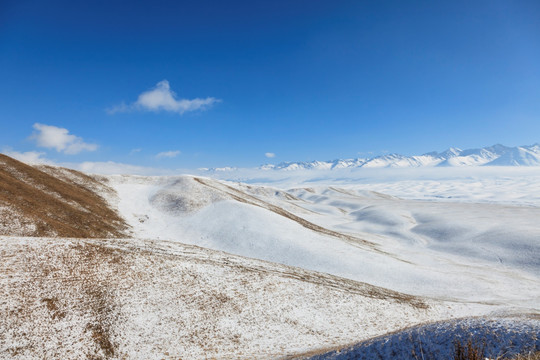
[203,166,540,206]
[2,236,461,359]
[2,165,538,358]
[107,167,540,312]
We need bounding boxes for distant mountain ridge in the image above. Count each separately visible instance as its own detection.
[261,143,540,170]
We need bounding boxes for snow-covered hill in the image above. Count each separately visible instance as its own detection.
[302,316,540,359]
[1,155,539,358]
[262,143,540,170]
[106,174,540,311]
[2,236,464,359]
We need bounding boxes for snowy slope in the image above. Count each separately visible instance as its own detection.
[1,153,539,359]
[0,236,469,359]
[488,144,540,166]
[260,143,540,170]
[105,174,540,313]
[301,316,540,360]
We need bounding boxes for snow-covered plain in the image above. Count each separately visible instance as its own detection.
[202,166,540,206]
[105,168,540,313]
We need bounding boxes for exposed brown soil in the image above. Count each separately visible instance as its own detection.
[0,154,128,238]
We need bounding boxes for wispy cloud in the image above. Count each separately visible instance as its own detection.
[265,152,276,158]
[30,123,98,155]
[130,148,142,155]
[76,161,172,176]
[108,80,220,115]
[156,150,181,159]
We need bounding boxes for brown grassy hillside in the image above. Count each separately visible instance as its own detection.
[0,154,128,238]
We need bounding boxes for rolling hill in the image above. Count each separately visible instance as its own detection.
[0,153,538,359]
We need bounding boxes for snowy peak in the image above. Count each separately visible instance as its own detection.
[261,143,540,170]
[439,147,462,158]
[489,145,540,166]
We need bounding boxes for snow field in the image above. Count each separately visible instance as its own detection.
[106,174,540,311]
[0,236,467,359]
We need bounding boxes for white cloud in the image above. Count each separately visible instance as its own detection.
[130,148,142,155]
[76,161,172,176]
[2,149,54,165]
[108,80,220,115]
[31,123,98,155]
[1,148,180,176]
[106,102,129,114]
[156,150,181,159]
[265,152,276,158]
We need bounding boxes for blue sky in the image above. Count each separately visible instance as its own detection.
[1,0,539,169]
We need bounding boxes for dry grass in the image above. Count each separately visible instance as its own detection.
[0,237,127,358]
[453,339,539,360]
[454,339,486,360]
[0,154,128,238]
[1,236,446,359]
[510,352,540,360]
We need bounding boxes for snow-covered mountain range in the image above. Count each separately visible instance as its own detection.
[262,143,540,170]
